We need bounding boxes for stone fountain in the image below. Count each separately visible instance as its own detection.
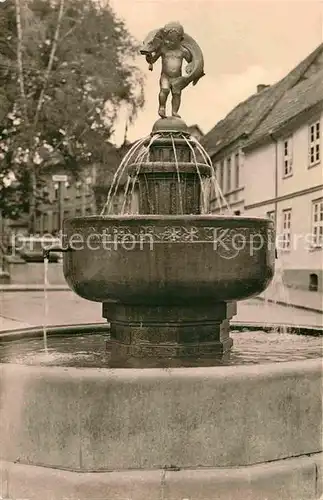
[0,21,322,500]
[63,21,274,368]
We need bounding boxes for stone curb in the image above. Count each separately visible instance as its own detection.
[1,453,322,500]
[0,284,70,292]
[255,295,323,314]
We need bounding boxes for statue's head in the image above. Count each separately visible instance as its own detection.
[162,21,184,48]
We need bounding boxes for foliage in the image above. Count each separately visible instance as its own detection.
[0,0,145,223]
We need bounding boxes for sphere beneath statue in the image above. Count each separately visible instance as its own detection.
[152,116,188,134]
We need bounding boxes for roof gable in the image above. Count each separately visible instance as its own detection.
[245,68,323,149]
[202,42,323,156]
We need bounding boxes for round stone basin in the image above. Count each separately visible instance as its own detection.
[0,325,322,367]
[62,215,275,304]
[0,324,321,499]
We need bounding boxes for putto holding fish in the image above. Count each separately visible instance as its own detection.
[140,21,205,119]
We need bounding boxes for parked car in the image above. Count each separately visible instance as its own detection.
[14,236,62,263]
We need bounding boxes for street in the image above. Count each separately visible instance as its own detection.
[0,290,322,332]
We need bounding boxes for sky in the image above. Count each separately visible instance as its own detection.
[109,0,323,145]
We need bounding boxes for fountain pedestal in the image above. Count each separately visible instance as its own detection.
[62,118,275,368]
[103,301,236,367]
[100,119,237,367]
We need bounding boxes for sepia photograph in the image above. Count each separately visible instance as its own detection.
[0,0,322,498]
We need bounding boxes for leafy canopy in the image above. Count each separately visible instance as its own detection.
[0,0,145,219]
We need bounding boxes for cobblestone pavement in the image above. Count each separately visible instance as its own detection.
[0,291,322,331]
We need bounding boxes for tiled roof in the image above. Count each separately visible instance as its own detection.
[245,68,323,149]
[201,43,323,156]
[201,91,263,153]
[187,124,204,137]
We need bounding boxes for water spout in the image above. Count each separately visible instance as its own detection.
[43,257,49,354]
[100,135,150,215]
[171,134,184,214]
[263,255,292,335]
[181,134,208,213]
[190,136,231,213]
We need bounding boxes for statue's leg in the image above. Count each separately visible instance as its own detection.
[171,89,181,118]
[159,75,170,118]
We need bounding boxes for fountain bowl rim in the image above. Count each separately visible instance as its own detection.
[63,214,274,224]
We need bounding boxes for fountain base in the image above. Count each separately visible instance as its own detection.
[103,301,236,367]
[0,358,321,499]
[2,453,321,500]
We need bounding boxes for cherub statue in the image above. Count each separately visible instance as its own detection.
[140,22,205,119]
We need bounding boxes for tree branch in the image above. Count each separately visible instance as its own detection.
[43,101,101,158]
[58,17,84,45]
[14,0,28,123]
[33,0,65,131]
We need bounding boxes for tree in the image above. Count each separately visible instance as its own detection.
[0,0,145,229]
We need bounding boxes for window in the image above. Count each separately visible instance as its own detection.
[42,186,50,202]
[85,176,92,196]
[226,157,231,193]
[64,181,70,200]
[53,212,59,231]
[267,210,276,226]
[75,208,82,217]
[309,121,320,166]
[309,273,318,291]
[311,198,323,247]
[281,209,292,250]
[43,213,48,233]
[234,153,240,188]
[35,217,41,233]
[218,161,224,191]
[282,138,293,177]
[76,181,82,198]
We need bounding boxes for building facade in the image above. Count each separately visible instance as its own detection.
[244,91,323,291]
[34,163,97,235]
[202,43,323,291]
[31,141,126,234]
